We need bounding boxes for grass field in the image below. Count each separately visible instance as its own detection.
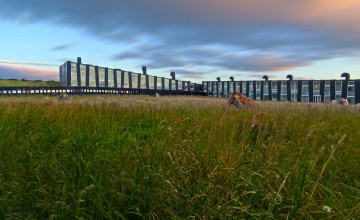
[0,79,59,87]
[0,95,360,219]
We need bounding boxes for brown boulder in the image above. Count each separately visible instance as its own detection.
[339,98,349,106]
[227,91,254,109]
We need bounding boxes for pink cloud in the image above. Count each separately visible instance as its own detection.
[253,55,311,72]
[162,0,360,32]
[0,64,58,81]
[0,60,58,67]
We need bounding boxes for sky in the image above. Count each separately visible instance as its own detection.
[0,0,359,83]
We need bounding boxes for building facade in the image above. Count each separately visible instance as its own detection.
[202,75,360,104]
[59,60,200,91]
[60,59,359,104]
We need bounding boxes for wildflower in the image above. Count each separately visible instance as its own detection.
[323,206,331,213]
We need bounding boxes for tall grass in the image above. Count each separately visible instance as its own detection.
[0,95,360,219]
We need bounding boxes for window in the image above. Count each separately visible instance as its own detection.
[213,82,217,96]
[202,81,207,92]
[98,67,105,87]
[313,81,320,96]
[302,81,309,102]
[290,81,298,101]
[116,70,121,88]
[149,76,154,89]
[164,79,170,90]
[348,81,355,104]
[256,82,261,100]
[184,82,190,91]
[229,82,233,94]
[264,81,269,100]
[324,81,330,103]
[131,73,138,89]
[236,82,241,92]
[281,81,287,101]
[60,64,67,86]
[89,66,96,87]
[218,82,223,96]
[178,81,183,90]
[80,64,86,86]
[272,81,278,100]
[108,69,114,87]
[157,78,162,90]
[208,82,212,94]
[242,82,247,94]
[336,81,342,102]
[123,72,129,88]
[71,62,77,86]
[172,80,176,90]
[141,75,146,89]
[223,82,228,97]
[249,82,253,99]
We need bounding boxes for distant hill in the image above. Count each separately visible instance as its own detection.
[0,79,60,87]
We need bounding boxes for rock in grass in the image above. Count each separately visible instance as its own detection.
[227,91,254,110]
[330,100,337,105]
[339,98,349,106]
[59,93,69,101]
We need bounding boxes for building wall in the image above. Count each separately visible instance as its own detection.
[203,80,360,104]
[59,61,197,91]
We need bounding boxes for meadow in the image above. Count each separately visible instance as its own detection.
[0,79,59,87]
[0,95,359,219]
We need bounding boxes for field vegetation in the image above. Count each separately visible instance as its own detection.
[0,95,360,219]
[0,79,59,87]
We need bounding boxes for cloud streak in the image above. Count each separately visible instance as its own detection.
[0,60,58,67]
[112,51,142,61]
[0,64,58,80]
[52,43,75,51]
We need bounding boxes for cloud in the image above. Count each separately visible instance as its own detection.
[52,43,75,51]
[0,60,58,67]
[57,58,76,63]
[112,51,142,61]
[145,53,187,69]
[1,0,360,74]
[0,64,58,80]
[213,54,311,72]
[234,73,278,80]
[172,69,212,76]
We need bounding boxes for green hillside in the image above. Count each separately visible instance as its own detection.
[0,79,59,87]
